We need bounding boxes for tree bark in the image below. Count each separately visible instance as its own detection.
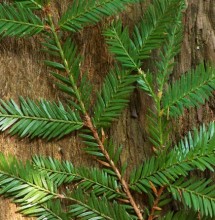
[0,0,214,219]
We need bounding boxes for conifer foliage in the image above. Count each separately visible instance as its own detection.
[0,0,215,219]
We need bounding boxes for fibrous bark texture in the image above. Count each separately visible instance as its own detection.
[0,0,214,219]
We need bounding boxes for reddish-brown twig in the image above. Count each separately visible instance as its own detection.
[148,186,165,220]
[84,114,144,220]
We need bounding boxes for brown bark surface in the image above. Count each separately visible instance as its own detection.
[0,0,214,219]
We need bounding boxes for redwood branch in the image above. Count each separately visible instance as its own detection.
[84,114,144,220]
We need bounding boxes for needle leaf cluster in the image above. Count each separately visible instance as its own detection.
[0,0,214,219]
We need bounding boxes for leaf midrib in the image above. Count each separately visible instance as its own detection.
[169,183,215,202]
[60,0,118,27]
[162,76,215,112]
[0,169,113,220]
[34,164,125,198]
[111,27,138,69]
[0,18,44,29]
[0,113,83,125]
[138,1,177,54]
[130,150,215,187]
[0,170,56,196]
[95,74,131,124]
[40,204,65,220]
